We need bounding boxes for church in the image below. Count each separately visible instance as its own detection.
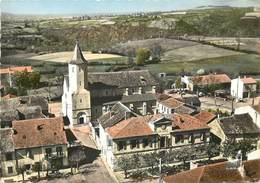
[62,42,158,126]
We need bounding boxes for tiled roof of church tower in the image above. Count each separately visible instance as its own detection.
[69,42,88,64]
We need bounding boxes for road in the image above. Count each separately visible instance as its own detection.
[37,157,116,183]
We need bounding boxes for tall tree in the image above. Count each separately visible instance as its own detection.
[32,162,42,179]
[68,148,86,173]
[116,155,133,178]
[136,48,151,65]
[16,164,27,182]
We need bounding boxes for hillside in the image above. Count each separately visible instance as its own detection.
[2,7,260,57]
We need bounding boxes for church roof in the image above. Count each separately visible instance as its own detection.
[88,70,158,88]
[69,42,88,65]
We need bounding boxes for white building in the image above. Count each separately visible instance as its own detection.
[231,76,257,101]
[62,42,91,126]
[235,103,260,128]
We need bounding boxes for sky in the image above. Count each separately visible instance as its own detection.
[2,0,260,15]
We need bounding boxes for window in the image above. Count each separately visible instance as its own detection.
[175,135,184,144]
[107,137,112,146]
[72,67,75,72]
[201,133,206,142]
[117,141,127,151]
[79,81,82,86]
[160,136,166,148]
[142,138,149,148]
[189,134,194,144]
[106,90,109,96]
[56,147,63,156]
[130,140,139,149]
[5,153,13,161]
[25,164,31,170]
[26,149,33,159]
[45,148,52,158]
[80,99,82,103]
[79,117,84,124]
[8,167,13,174]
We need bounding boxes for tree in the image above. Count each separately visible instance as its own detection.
[136,48,151,65]
[68,148,86,173]
[175,77,182,89]
[222,138,256,159]
[142,152,158,173]
[16,164,27,182]
[30,71,41,88]
[116,155,133,178]
[205,142,221,160]
[32,162,42,179]
[13,71,41,91]
[176,146,194,164]
[50,157,63,172]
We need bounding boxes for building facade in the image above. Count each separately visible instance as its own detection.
[97,111,210,169]
[0,117,69,177]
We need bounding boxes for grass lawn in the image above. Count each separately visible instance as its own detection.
[143,53,260,75]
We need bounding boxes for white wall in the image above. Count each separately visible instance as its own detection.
[235,106,260,128]
[158,103,173,114]
[99,124,114,168]
[231,78,244,101]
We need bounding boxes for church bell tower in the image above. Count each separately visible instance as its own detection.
[62,42,91,126]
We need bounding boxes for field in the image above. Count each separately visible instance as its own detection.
[28,52,124,63]
[143,53,260,75]
[162,44,243,62]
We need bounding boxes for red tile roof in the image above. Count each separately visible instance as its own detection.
[156,93,171,102]
[172,114,210,131]
[0,66,33,74]
[192,74,231,85]
[12,117,67,149]
[107,115,155,139]
[160,97,184,109]
[107,114,209,139]
[241,77,257,84]
[2,94,17,99]
[194,111,216,124]
[163,159,260,183]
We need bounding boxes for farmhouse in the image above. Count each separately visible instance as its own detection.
[231,76,257,101]
[62,42,158,126]
[181,74,231,93]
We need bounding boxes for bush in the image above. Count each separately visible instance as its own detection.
[136,48,151,66]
